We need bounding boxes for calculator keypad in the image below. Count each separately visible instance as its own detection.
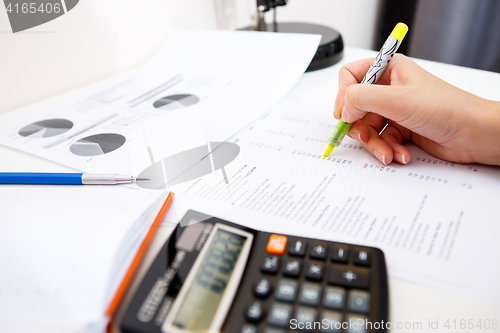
[122,213,387,333]
[229,234,386,333]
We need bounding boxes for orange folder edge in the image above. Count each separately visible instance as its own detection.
[106,191,175,324]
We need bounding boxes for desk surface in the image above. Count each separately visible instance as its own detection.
[1,46,499,333]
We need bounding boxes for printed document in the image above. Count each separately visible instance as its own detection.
[166,97,500,304]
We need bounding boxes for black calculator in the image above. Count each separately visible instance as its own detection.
[121,211,388,333]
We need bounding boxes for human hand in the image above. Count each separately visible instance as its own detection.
[334,54,500,166]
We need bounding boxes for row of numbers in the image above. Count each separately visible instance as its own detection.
[324,156,353,164]
[292,150,324,159]
[6,2,62,14]
[415,157,455,166]
[305,136,328,144]
[341,143,363,150]
[265,129,296,138]
[443,318,498,330]
[408,173,448,183]
[279,116,309,125]
[318,122,336,129]
[363,163,396,173]
[250,142,282,151]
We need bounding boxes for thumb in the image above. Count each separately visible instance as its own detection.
[341,84,411,123]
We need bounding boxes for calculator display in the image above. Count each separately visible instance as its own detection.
[169,227,250,332]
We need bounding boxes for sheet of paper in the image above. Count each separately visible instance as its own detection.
[0,30,320,178]
[165,97,500,304]
[0,186,168,332]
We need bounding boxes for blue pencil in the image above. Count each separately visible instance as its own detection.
[0,173,149,185]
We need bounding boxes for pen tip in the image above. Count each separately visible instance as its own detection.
[323,144,334,159]
[136,178,150,182]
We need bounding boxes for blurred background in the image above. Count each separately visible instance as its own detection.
[1,0,499,114]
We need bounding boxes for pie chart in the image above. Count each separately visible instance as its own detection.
[19,119,73,138]
[138,142,240,189]
[70,133,126,156]
[153,94,200,111]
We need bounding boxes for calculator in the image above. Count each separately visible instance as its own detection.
[121,210,388,333]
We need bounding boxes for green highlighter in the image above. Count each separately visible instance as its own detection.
[322,22,409,159]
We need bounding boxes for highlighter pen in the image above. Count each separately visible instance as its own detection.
[322,22,409,159]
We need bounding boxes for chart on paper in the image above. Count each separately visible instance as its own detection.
[0,30,321,177]
[18,119,73,138]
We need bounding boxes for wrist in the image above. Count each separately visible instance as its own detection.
[473,99,500,166]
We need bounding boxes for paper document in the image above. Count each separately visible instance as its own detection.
[0,186,168,332]
[166,97,500,304]
[0,30,320,178]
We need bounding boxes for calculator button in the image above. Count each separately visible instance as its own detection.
[331,244,349,263]
[262,255,280,274]
[345,314,368,333]
[320,310,343,333]
[241,323,257,333]
[266,234,288,255]
[323,286,346,310]
[305,262,324,281]
[329,265,369,289]
[353,249,371,266]
[299,283,322,306]
[283,259,302,277]
[268,303,293,328]
[347,290,370,314]
[246,300,265,322]
[275,279,298,302]
[289,240,307,257]
[295,307,318,332]
[310,242,328,260]
[255,278,273,298]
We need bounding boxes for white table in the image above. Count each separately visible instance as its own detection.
[1,47,499,333]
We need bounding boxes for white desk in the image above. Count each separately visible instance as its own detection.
[1,46,499,333]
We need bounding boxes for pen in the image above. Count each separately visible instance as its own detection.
[323,22,409,159]
[0,173,150,185]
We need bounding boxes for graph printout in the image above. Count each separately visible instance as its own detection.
[0,30,321,178]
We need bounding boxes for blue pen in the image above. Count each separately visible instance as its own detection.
[0,173,150,185]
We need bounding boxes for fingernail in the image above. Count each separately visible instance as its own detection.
[396,153,406,164]
[341,106,350,123]
[374,151,386,165]
[358,133,367,143]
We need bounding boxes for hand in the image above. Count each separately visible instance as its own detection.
[334,54,500,166]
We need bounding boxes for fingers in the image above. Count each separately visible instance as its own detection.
[334,58,375,120]
[341,84,410,124]
[347,118,411,165]
[346,120,369,143]
[379,125,411,164]
[362,126,394,165]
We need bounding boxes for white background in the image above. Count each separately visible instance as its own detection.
[0,0,382,114]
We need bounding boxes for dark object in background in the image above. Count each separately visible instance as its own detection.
[377,0,418,56]
[377,0,500,73]
[242,0,344,72]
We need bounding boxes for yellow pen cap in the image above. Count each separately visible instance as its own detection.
[390,22,409,42]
